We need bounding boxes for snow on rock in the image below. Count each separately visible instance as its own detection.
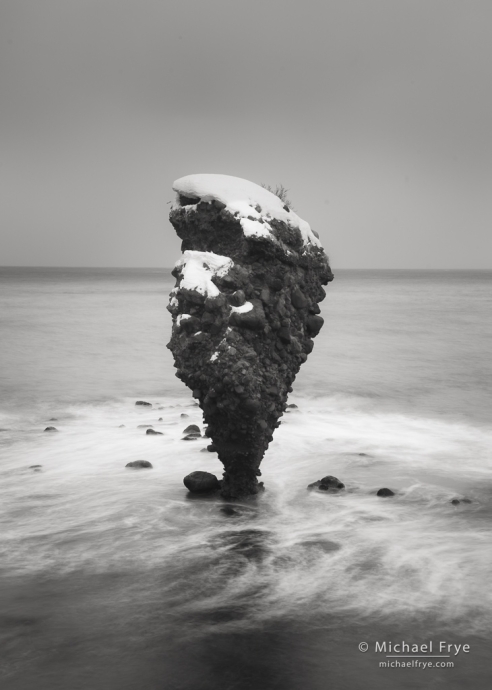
[176,314,191,326]
[231,301,253,314]
[175,250,233,297]
[167,173,333,499]
[173,174,321,248]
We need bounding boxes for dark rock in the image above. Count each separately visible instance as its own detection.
[158,417,163,421]
[377,488,395,497]
[168,174,333,498]
[137,424,153,428]
[49,418,58,421]
[182,434,199,441]
[29,465,42,469]
[183,471,220,493]
[126,460,153,469]
[44,426,58,432]
[146,429,163,435]
[308,475,345,491]
[180,413,189,418]
[461,498,472,504]
[118,424,126,428]
[451,499,461,506]
[286,403,298,409]
[183,424,201,435]
[135,401,152,407]
[179,194,200,206]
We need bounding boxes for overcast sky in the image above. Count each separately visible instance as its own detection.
[1,0,491,268]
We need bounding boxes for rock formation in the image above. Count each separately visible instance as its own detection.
[167,174,333,498]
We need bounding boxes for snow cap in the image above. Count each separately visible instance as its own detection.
[173,173,321,248]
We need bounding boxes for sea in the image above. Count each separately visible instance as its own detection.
[0,266,491,690]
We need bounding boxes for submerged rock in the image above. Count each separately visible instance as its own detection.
[183,424,201,435]
[146,428,163,435]
[308,475,345,492]
[126,460,153,469]
[137,424,153,428]
[183,471,220,493]
[135,400,152,407]
[167,174,332,498]
[44,426,58,432]
[377,488,395,497]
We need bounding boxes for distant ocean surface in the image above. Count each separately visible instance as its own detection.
[0,267,491,689]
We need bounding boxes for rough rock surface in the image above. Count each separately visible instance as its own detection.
[167,174,333,498]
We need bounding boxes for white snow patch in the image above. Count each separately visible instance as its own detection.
[173,174,321,248]
[176,314,191,326]
[210,352,219,362]
[240,217,271,239]
[175,250,233,297]
[231,301,253,314]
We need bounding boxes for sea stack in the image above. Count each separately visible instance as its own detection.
[167,174,333,498]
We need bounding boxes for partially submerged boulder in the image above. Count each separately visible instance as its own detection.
[183,471,220,493]
[44,426,58,432]
[167,174,332,498]
[377,488,395,497]
[308,475,345,492]
[126,460,153,469]
[183,424,201,435]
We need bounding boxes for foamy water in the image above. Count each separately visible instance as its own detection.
[0,268,491,688]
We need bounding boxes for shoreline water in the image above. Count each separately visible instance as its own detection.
[0,267,491,688]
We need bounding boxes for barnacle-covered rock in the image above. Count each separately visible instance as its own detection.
[167,174,333,498]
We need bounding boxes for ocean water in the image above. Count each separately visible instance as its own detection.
[0,267,491,689]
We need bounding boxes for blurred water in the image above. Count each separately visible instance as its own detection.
[0,267,491,689]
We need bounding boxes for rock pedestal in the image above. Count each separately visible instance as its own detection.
[167,174,333,498]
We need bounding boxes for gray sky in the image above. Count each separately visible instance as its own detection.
[1,0,491,268]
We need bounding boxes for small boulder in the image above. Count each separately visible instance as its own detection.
[183,424,201,435]
[44,426,58,432]
[126,460,153,469]
[135,401,152,407]
[158,417,163,421]
[308,475,345,491]
[286,404,298,409]
[180,413,189,418]
[29,465,42,469]
[49,418,58,421]
[451,499,461,506]
[146,429,163,435]
[182,434,199,441]
[138,424,153,428]
[377,488,395,497]
[118,424,126,428]
[183,471,220,493]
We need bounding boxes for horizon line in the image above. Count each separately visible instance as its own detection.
[1,266,491,272]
